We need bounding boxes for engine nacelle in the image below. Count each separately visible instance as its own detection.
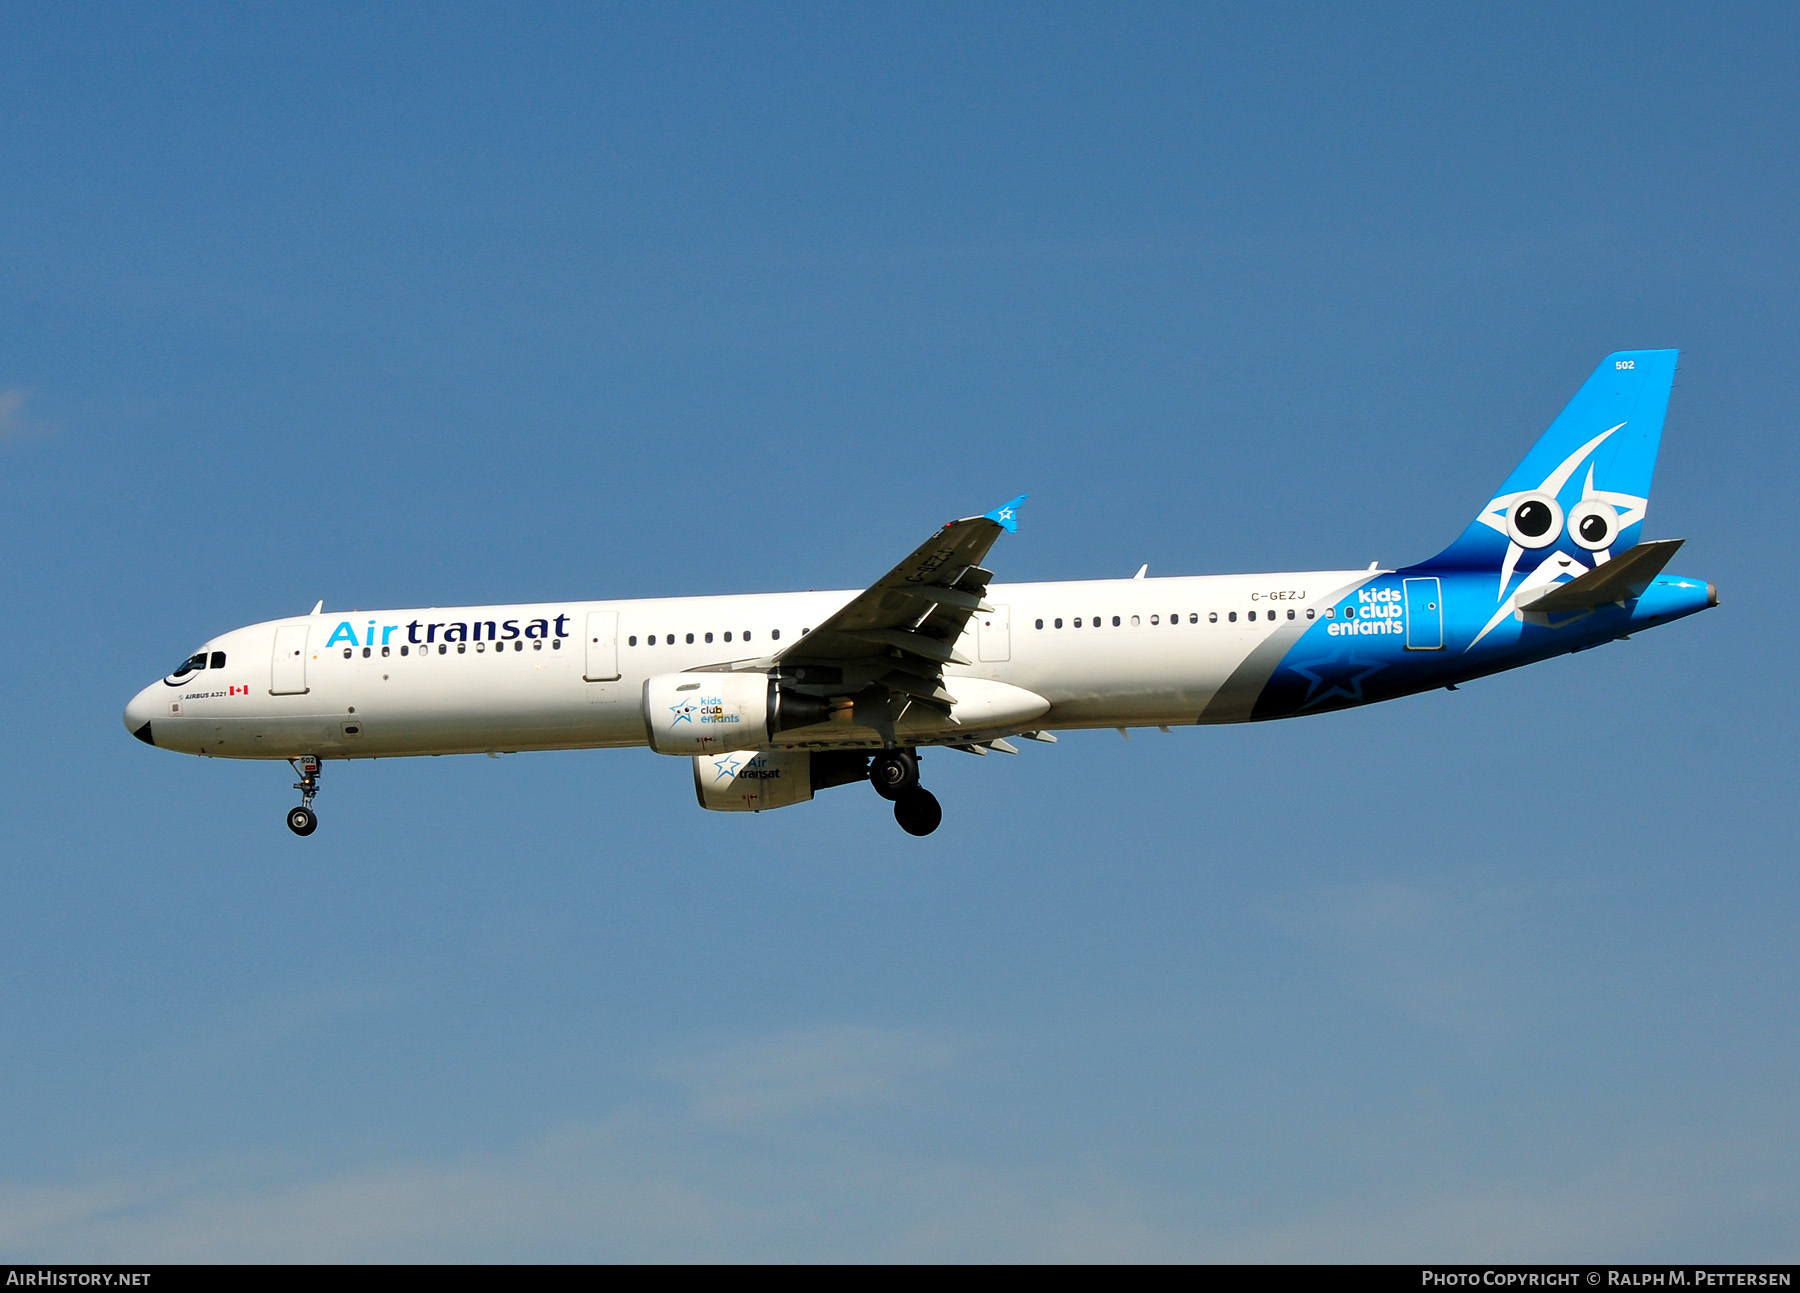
[642,672,831,755]
[693,749,815,812]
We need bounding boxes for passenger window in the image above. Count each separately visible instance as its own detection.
[1150,615,1159,625]
[628,635,637,646]
[1324,607,1334,619]
[1074,617,1083,628]
[400,644,409,656]
[1112,615,1120,627]
[1306,608,1315,620]
[1189,613,1198,624]
[1092,616,1100,628]
[666,635,674,644]
[458,644,467,654]
[343,648,352,658]
[209,651,226,669]
[1130,615,1140,626]
[1035,619,1043,629]
[1228,612,1237,623]
[745,631,753,641]
[1209,612,1218,623]
[1344,606,1355,618]
[439,644,447,654]
[772,630,781,641]
[1054,618,1063,629]
[1287,609,1295,620]
[552,639,561,649]
[724,631,732,642]
[705,632,713,643]
[514,640,523,651]
[686,633,694,644]
[382,645,390,656]
[533,640,542,650]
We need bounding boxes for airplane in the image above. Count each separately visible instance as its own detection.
[124,350,1716,838]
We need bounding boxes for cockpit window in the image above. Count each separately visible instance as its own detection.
[168,651,208,680]
[210,651,226,669]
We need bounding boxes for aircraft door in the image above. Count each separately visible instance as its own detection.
[1403,577,1444,651]
[270,624,309,694]
[977,604,1012,662]
[584,610,621,681]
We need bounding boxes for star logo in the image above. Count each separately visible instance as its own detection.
[669,700,696,725]
[1288,655,1387,710]
[995,507,1014,524]
[711,754,743,781]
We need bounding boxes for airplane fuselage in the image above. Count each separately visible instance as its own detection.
[124,565,1713,762]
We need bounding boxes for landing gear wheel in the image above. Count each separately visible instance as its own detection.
[894,787,942,836]
[869,750,920,801]
[286,755,322,837]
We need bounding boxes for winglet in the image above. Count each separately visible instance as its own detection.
[983,494,1027,533]
[310,600,324,615]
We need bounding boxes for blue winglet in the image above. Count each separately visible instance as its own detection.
[984,494,1028,533]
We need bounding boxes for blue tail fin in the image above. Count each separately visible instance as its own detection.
[1421,351,1678,594]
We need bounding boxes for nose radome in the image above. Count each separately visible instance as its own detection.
[123,687,157,746]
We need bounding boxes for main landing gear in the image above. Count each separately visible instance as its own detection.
[869,748,942,837]
[286,755,321,836]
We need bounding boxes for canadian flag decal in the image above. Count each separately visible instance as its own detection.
[230,685,248,696]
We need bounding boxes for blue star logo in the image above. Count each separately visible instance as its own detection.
[712,754,743,781]
[1288,655,1387,710]
[669,700,696,725]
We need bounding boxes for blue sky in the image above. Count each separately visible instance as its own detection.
[2,3,1795,1260]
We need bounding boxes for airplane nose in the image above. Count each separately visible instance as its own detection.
[123,686,157,746]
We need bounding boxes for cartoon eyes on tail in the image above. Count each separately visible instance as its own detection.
[1505,495,1620,552]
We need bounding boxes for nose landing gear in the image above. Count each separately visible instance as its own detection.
[286,755,321,836]
[869,748,941,835]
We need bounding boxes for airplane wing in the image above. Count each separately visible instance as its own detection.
[767,495,1026,741]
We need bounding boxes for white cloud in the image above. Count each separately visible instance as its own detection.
[1,1023,1793,1261]
[0,387,58,441]
[667,1024,956,1126]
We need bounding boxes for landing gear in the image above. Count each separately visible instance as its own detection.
[893,786,942,836]
[287,755,321,836]
[868,748,940,835]
[869,749,919,800]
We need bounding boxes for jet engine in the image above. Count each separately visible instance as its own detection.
[642,672,831,755]
[693,748,874,812]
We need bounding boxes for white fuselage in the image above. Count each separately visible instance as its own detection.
[126,570,1373,761]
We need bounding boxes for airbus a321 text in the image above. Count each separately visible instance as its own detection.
[125,351,1716,837]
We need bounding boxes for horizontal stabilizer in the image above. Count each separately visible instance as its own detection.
[1520,539,1684,612]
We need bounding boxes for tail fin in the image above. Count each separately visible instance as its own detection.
[1422,350,1678,591]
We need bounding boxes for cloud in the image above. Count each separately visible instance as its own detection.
[666,1024,956,1126]
[0,388,53,442]
[1280,878,1552,1042]
[1,1023,1793,1261]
